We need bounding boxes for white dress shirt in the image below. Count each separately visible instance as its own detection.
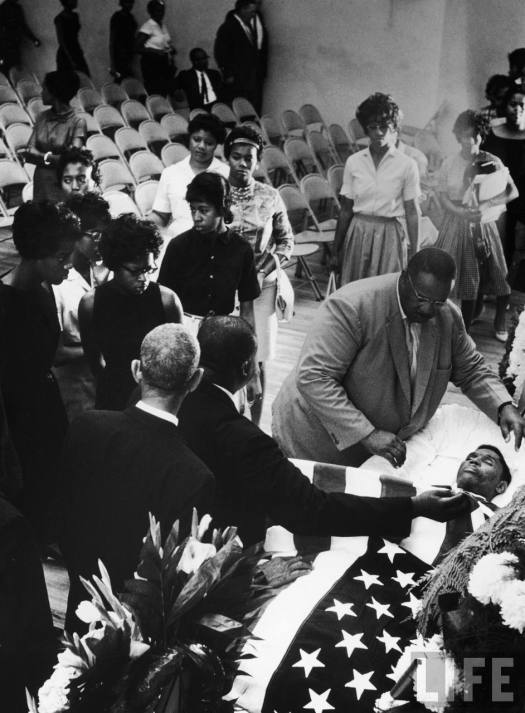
[196,70,217,105]
[396,276,421,392]
[341,146,421,217]
[139,19,172,52]
[136,400,179,426]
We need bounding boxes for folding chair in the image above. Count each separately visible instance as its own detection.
[77,111,100,137]
[326,163,344,197]
[283,137,321,180]
[328,123,353,162]
[121,77,148,104]
[160,113,189,144]
[306,131,338,174]
[134,180,159,217]
[129,150,164,183]
[146,94,173,122]
[114,127,148,161]
[15,80,42,105]
[299,103,327,134]
[26,97,47,123]
[260,146,297,188]
[5,122,32,155]
[93,104,126,139]
[170,89,189,118]
[281,109,306,138]
[300,174,340,232]
[102,189,140,218]
[77,87,103,113]
[86,134,121,162]
[161,142,189,167]
[76,71,96,89]
[286,242,322,300]
[101,83,129,109]
[0,137,12,160]
[138,120,169,157]
[260,114,283,147]
[0,159,29,214]
[0,85,21,105]
[0,103,31,130]
[232,97,259,123]
[9,67,37,85]
[188,108,208,121]
[347,118,369,148]
[120,99,151,130]
[211,102,237,129]
[97,158,135,193]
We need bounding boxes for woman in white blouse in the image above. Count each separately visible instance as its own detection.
[136,0,175,96]
[333,93,420,284]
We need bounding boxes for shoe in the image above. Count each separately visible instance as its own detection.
[495,329,508,343]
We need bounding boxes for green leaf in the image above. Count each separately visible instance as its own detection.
[135,535,162,583]
[162,519,181,561]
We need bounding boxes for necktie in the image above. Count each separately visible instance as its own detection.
[199,72,209,104]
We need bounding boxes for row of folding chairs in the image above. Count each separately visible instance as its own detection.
[259,136,344,189]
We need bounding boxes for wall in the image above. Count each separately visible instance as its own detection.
[16,0,525,152]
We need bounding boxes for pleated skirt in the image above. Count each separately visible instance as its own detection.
[340,214,407,285]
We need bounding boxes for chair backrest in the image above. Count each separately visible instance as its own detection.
[300,174,340,223]
[76,111,100,137]
[160,113,189,144]
[260,114,283,147]
[298,103,325,132]
[134,180,159,216]
[232,97,259,122]
[328,123,352,162]
[283,137,320,179]
[129,150,164,182]
[306,131,337,173]
[16,80,42,104]
[86,134,121,162]
[101,83,129,109]
[5,122,32,153]
[138,120,169,156]
[26,97,47,123]
[281,109,306,138]
[0,159,29,214]
[0,103,31,129]
[93,105,126,138]
[146,94,172,121]
[326,163,344,196]
[211,102,237,128]
[0,137,12,160]
[114,127,148,160]
[347,117,368,143]
[188,108,208,121]
[0,85,20,105]
[77,88,103,113]
[170,89,189,114]
[278,184,314,234]
[260,146,296,188]
[120,99,150,130]
[102,189,140,217]
[98,158,135,193]
[121,77,148,103]
[161,142,190,167]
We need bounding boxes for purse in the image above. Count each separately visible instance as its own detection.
[273,254,294,322]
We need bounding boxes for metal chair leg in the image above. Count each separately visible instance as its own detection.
[298,256,323,301]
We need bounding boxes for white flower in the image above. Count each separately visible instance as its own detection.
[197,514,213,541]
[56,648,87,671]
[499,579,525,632]
[75,600,101,624]
[468,552,518,605]
[129,640,151,659]
[177,538,217,575]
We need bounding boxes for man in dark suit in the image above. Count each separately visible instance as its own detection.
[178,316,470,547]
[59,324,214,631]
[175,47,223,111]
[214,0,268,112]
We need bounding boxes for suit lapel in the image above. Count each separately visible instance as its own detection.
[412,321,438,415]
[386,314,411,408]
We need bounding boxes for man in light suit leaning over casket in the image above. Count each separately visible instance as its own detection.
[272,248,525,468]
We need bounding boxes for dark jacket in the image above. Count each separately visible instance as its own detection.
[175,67,223,109]
[59,406,214,629]
[178,379,415,546]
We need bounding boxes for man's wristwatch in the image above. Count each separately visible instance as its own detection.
[497,400,516,424]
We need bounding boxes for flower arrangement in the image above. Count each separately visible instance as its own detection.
[501,306,525,406]
[28,510,275,713]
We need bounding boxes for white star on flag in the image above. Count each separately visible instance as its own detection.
[324,598,356,620]
[401,592,422,617]
[392,570,417,588]
[366,596,394,620]
[353,569,383,590]
[293,648,325,678]
[377,629,402,653]
[345,669,377,700]
[386,664,399,683]
[377,539,405,563]
[335,630,368,658]
[303,688,334,713]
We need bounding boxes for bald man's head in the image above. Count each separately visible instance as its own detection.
[139,324,200,394]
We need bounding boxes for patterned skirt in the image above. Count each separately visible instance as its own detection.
[435,213,510,300]
[340,214,407,285]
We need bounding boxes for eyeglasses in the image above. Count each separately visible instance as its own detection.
[406,271,447,308]
[122,263,157,278]
[366,121,394,132]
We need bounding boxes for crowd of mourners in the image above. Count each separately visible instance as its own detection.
[1,0,525,710]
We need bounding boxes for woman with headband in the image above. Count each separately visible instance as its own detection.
[224,126,294,425]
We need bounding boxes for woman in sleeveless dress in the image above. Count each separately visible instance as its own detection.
[79,214,183,410]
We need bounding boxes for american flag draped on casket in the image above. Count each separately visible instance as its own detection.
[225,459,495,713]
